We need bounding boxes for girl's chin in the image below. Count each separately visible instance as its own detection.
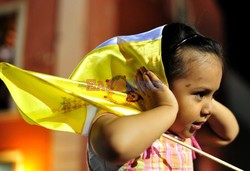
[178,131,196,140]
[182,129,197,138]
[168,128,195,139]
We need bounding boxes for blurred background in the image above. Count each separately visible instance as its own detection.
[0,0,249,171]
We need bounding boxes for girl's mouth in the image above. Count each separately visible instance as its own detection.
[191,121,205,130]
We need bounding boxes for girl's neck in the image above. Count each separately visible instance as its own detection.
[165,130,185,141]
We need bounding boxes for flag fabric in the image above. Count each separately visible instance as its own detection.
[0,25,167,136]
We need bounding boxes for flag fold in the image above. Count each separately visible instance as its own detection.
[0,25,167,135]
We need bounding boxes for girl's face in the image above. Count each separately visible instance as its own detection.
[169,49,223,138]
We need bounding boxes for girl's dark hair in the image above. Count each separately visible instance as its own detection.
[161,22,224,86]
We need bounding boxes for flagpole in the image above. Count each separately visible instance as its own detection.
[162,134,244,171]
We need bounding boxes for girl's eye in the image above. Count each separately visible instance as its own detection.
[194,92,206,100]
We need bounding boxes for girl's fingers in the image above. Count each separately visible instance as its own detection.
[136,66,164,93]
[145,70,163,89]
[145,70,159,82]
[136,69,146,96]
[139,66,147,74]
[136,69,143,82]
[139,67,162,89]
[135,88,145,98]
[142,72,155,90]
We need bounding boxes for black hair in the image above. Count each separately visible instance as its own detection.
[161,23,224,87]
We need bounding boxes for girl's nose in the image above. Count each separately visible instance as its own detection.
[201,103,212,117]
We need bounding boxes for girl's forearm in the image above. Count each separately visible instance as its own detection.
[208,100,239,143]
[93,105,178,163]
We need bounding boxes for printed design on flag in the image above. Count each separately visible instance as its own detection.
[53,97,85,113]
[104,75,141,106]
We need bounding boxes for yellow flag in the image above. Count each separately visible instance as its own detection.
[0,25,167,135]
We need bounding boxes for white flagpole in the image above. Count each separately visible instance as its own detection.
[162,134,244,171]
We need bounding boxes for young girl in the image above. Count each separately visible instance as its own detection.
[87,23,239,170]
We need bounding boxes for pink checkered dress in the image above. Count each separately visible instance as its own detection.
[118,134,195,171]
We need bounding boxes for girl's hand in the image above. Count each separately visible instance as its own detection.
[135,67,178,111]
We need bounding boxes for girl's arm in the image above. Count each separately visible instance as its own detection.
[89,68,178,164]
[195,99,239,146]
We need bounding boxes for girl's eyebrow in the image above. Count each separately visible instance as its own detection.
[192,87,219,93]
[185,83,210,90]
[193,86,210,90]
